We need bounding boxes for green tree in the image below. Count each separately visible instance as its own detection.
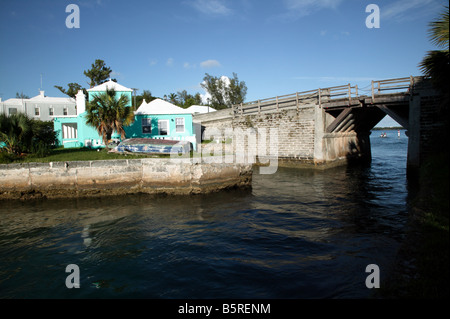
[0,114,57,161]
[0,113,32,155]
[85,88,134,146]
[30,120,57,156]
[201,73,247,110]
[168,93,178,105]
[54,82,85,98]
[419,5,449,97]
[84,59,113,88]
[228,72,247,106]
[201,73,227,109]
[176,90,203,108]
[54,59,115,98]
[132,90,155,109]
[184,93,203,108]
[142,90,154,103]
[15,92,30,99]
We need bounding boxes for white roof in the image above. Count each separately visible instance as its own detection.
[186,105,216,114]
[1,98,25,105]
[2,92,75,105]
[87,80,133,92]
[135,99,192,115]
[29,95,75,104]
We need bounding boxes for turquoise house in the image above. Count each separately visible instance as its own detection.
[124,99,197,151]
[53,81,197,150]
[53,80,133,148]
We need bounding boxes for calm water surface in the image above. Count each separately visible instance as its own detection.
[0,129,409,298]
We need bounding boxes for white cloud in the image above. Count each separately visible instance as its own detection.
[188,0,232,16]
[279,0,343,19]
[184,62,196,69]
[381,0,438,21]
[149,59,157,67]
[166,58,174,67]
[200,59,222,68]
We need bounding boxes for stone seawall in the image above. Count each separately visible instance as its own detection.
[0,159,253,200]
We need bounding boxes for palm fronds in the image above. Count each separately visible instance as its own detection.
[85,88,134,146]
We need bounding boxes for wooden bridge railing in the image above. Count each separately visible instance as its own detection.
[371,76,416,99]
[232,76,420,116]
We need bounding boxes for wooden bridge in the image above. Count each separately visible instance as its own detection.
[232,76,420,134]
[196,76,441,173]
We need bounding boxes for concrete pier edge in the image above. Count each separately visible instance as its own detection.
[0,158,253,200]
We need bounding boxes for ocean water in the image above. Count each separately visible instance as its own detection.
[0,129,410,298]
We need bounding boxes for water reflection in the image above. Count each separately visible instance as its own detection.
[0,130,409,298]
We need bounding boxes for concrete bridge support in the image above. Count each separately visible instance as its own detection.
[406,80,443,178]
[313,105,372,167]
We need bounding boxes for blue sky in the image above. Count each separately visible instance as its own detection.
[0,0,446,125]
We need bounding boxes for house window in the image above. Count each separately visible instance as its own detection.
[34,107,40,116]
[62,123,78,139]
[158,120,169,136]
[142,118,152,134]
[63,108,68,116]
[49,108,54,116]
[175,117,185,133]
[8,108,17,115]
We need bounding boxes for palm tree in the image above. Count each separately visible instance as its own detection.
[168,93,178,105]
[85,88,134,146]
[0,113,33,155]
[419,5,449,95]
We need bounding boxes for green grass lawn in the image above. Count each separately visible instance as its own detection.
[0,146,225,164]
[1,147,173,164]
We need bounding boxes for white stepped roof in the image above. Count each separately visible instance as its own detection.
[87,80,133,92]
[135,99,192,115]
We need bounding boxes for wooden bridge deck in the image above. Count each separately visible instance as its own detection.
[232,76,421,117]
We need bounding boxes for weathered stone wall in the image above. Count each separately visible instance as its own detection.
[0,159,252,200]
[407,80,444,175]
[232,108,315,161]
[195,106,317,167]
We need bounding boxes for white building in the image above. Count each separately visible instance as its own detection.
[0,91,77,121]
[185,105,216,114]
